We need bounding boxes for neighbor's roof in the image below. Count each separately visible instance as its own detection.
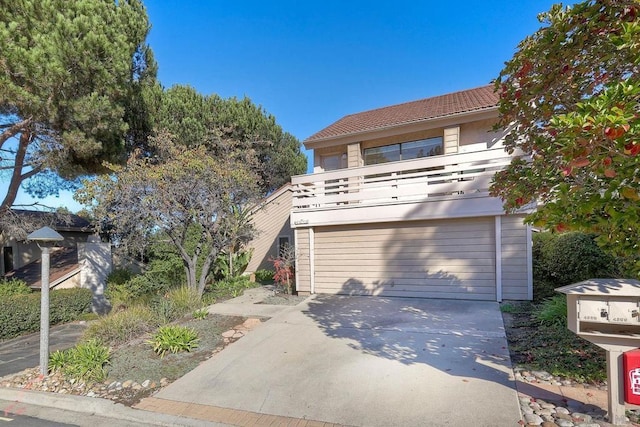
[11,209,92,232]
[305,85,498,144]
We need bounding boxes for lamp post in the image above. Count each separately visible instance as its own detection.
[26,226,64,376]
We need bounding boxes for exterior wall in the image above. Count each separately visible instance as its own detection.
[246,187,294,273]
[294,228,311,295]
[301,218,497,300]
[500,215,532,300]
[347,142,363,168]
[459,118,504,148]
[52,271,81,289]
[443,126,460,154]
[79,238,113,314]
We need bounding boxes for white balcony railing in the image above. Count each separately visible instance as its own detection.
[291,147,513,211]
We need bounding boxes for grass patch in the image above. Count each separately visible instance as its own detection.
[503,301,606,383]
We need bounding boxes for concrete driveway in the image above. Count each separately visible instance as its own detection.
[155,295,521,426]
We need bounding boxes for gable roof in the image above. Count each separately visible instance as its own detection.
[305,85,498,144]
[10,209,92,232]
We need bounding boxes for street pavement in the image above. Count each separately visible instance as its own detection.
[0,323,87,379]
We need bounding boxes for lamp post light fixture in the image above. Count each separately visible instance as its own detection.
[26,226,64,376]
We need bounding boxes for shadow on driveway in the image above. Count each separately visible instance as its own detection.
[303,294,514,385]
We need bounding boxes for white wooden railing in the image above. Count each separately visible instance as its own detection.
[291,147,513,211]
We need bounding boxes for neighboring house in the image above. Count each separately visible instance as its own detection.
[246,184,295,274]
[1,211,112,305]
[289,85,533,301]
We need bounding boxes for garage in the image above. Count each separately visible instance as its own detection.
[310,217,497,300]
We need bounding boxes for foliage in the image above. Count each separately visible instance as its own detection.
[254,269,275,283]
[192,308,209,320]
[147,325,199,358]
[77,136,260,296]
[107,268,133,286]
[49,339,110,382]
[0,288,92,340]
[150,286,202,323]
[491,1,640,273]
[0,0,155,212]
[149,85,307,194]
[205,276,257,301]
[506,303,605,383]
[533,231,619,299]
[271,244,296,294]
[83,305,159,347]
[534,295,568,326]
[0,278,31,297]
[214,248,253,281]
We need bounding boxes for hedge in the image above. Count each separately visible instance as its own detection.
[533,232,619,300]
[0,288,93,340]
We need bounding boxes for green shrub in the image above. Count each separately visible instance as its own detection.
[192,308,208,320]
[150,296,178,324]
[0,278,31,297]
[106,268,132,286]
[0,288,92,340]
[533,232,619,300]
[254,269,274,283]
[205,275,256,300]
[148,325,199,358]
[49,339,110,382]
[166,286,202,315]
[83,305,159,347]
[535,295,568,326]
[106,273,172,307]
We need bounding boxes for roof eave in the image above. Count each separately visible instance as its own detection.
[304,105,498,150]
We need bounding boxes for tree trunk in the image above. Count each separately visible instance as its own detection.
[1,127,33,211]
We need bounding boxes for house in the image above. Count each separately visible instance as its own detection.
[289,85,533,301]
[1,211,112,306]
[245,184,295,274]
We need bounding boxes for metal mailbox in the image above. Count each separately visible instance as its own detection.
[556,278,640,426]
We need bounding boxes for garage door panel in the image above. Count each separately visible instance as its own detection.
[314,218,496,300]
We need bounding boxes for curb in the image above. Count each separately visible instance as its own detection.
[0,386,226,426]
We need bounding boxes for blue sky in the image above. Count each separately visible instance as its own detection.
[8,0,560,211]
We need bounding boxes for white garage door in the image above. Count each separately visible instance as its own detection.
[313,217,496,300]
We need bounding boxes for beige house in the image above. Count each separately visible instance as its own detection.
[246,184,295,273]
[289,85,533,301]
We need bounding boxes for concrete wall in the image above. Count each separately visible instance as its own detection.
[78,237,112,314]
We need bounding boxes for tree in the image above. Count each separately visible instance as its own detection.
[151,85,307,194]
[76,133,260,296]
[0,0,155,212]
[490,0,640,270]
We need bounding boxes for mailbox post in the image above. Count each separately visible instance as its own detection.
[557,278,640,426]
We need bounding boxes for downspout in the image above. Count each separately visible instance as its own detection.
[526,224,533,300]
[309,227,315,294]
[494,216,502,302]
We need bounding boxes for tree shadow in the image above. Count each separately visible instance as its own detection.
[303,288,514,387]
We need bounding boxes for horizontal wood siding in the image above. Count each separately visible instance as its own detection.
[295,228,311,293]
[313,218,496,300]
[246,188,293,273]
[501,215,530,300]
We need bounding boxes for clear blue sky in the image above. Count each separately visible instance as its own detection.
[9,0,561,211]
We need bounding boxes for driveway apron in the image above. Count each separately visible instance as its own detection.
[155,295,521,427]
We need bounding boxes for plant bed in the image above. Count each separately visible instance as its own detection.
[501,301,607,385]
[0,314,262,406]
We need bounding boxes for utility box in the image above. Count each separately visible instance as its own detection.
[557,278,640,426]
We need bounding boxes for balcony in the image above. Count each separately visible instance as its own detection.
[290,147,515,228]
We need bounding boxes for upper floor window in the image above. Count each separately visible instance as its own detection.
[363,137,443,165]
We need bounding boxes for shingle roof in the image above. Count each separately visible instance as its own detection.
[11,209,91,232]
[5,246,79,289]
[305,85,498,143]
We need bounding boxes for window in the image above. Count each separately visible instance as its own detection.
[320,153,347,171]
[363,137,443,165]
[278,236,291,256]
[3,246,13,273]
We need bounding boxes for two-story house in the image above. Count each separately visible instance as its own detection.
[287,85,532,301]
